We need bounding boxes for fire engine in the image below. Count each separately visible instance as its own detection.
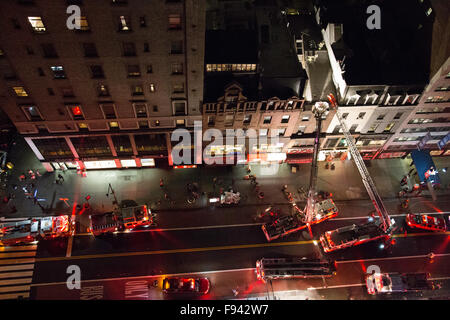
[262,102,338,241]
[319,94,396,253]
[366,272,435,295]
[0,215,71,246]
[88,204,156,236]
[256,257,336,282]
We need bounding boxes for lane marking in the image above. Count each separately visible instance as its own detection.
[337,253,450,264]
[0,264,35,272]
[0,258,35,265]
[0,271,34,279]
[0,245,38,252]
[0,251,36,259]
[0,285,31,294]
[35,240,315,263]
[307,283,365,290]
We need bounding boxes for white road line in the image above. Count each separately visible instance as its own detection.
[0,264,35,272]
[0,251,36,259]
[307,283,365,290]
[0,245,38,252]
[0,271,33,279]
[0,278,32,286]
[336,253,450,264]
[0,285,31,294]
[0,258,35,265]
[66,235,74,258]
[0,292,29,300]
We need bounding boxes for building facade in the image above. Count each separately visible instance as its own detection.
[0,0,205,171]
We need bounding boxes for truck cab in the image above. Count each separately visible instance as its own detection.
[366,272,435,295]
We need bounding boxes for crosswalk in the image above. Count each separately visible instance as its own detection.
[0,245,37,299]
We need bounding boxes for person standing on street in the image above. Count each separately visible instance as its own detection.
[160,178,164,188]
[58,174,64,183]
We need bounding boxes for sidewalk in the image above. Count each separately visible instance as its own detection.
[1,135,450,220]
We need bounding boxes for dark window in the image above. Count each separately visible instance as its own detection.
[23,105,42,121]
[173,83,184,93]
[134,104,147,118]
[25,46,34,55]
[171,63,183,74]
[70,136,112,157]
[153,105,158,112]
[170,40,183,54]
[37,67,45,76]
[100,104,116,119]
[60,87,75,97]
[349,124,358,133]
[33,138,73,158]
[143,42,149,52]
[41,43,58,58]
[263,116,271,124]
[123,42,136,56]
[111,135,133,155]
[146,65,153,73]
[11,18,21,29]
[90,65,104,78]
[127,65,141,77]
[173,101,186,115]
[261,25,269,43]
[47,88,55,96]
[134,134,167,155]
[140,16,146,27]
[83,43,98,57]
[111,0,127,4]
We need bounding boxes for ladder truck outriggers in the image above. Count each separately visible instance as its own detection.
[319,94,396,253]
[262,102,339,241]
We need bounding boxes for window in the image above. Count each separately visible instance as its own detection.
[263,116,272,124]
[171,40,183,54]
[41,43,58,58]
[134,104,147,118]
[97,84,109,96]
[37,67,44,76]
[50,66,66,79]
[25,46,34,55]
[357,112,366,119]
[71,136,112,157]
[149,84,156,92]
[171,63,183,74]
[112,0,127,4]
[259,128,268,136]
[342,113,349,119]
[139,16,146,27]
[394,112,403,120]
[302,115,310,121]
[90,65,104,78]
[176,119,185,126]
[100,104,116,119]
[225,115,234,126]
[22,105,42,121]
[28,16,46,32]
[123,42,136,56]
[173,101,186,115]
[153,105,158,112]
[77,17,90,31]
[143,42,149,52]
[111,135,133,155]
[332,125,342,134]
[131,85,144,96]
[377,114,385,120]
[82,43,98,57]
[168,14,181,30]
[139,121,149,128]
[146,65,153,73]
[324,138,338,148]
[384,122,395,132]
[11,18,21,29]
[208,116,215,126]
[13,86,28,97]
[243,114,252,124]
[297,125,306,134]
[68,105,84,120]
[368,123,379,133]
[278,128,286,136]
[435,86,449,92]
[118,15,131,31]
[47,88,55,96]
[60,87,75,97]
[173,83,184,93]
[349,124,358,133]
[127,65,141,77]
[281,115,290,123]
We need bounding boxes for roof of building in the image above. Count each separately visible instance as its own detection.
[205,30,259,64]
[316,0,433,85]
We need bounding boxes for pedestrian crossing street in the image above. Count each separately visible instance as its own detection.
[0,244,36,300]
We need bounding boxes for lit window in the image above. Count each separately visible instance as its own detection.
[77,16,90,31]
[176,119,185,126]
[118,15,131,31]
[127,65,141,77]
[68,105,84,120]
[302,116,310,121]
[173,83,184,93]
[154,120,160,126]
[384,122,395,132]
[281,115,290,123]
[98,84,109,96]
[168,14,181,30]
[149,84,156,92]
[243,114,252,124]
[172,63,183,74]
[109,121,119,128]
[134,104,147,118]
[23,105,42,121]
[78,123,88,129]
[132,85,144,95]
[141,158,155,167]
[259,128,268,136]
[28,16,46,32]
[50,66,66,79]
[13,86,28,97]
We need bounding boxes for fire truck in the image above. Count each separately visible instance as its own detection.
[256,257,336,282]
[261,101,338,241]
[366,272,435,295]
[88,204,156,236]
[319,94,396,253]
[0,215,71,246]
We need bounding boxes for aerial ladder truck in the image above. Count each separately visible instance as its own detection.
[262,102,338,241]
[319,94,396,253]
